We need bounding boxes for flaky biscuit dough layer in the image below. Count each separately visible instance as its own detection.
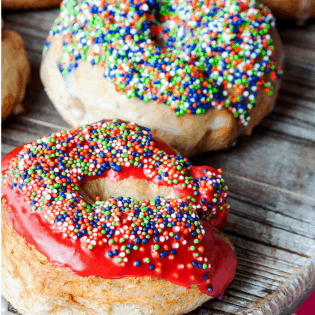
[2,191,232,315]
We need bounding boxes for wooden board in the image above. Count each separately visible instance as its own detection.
[1,7,315,315]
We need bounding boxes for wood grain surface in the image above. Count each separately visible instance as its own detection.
[1,7,315,315]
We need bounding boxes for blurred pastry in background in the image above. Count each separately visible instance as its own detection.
[261,0,315,25]
[2,0,61,10]
[1,20,30,121]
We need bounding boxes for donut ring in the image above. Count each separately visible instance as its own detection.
[1,120,237,314]
[41,0,284,157]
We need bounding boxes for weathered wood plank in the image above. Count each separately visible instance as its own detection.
[233,273,280,291]
[204,299,248,313]
[2,9,59,32]
[226,213,313,257]
[1,126,39,147]
[1,7,315,315]
[236,261,289,282]
[221,288,261,303]
[235,250,296,275]
[283,45,315,64]
[282,60,315,83]
[280,32,315,50]
[280,77,315,100]
[227,173,315,219]
[239,262,288,281]
[192,135,315,198]
[188,308,234,315]
[226,234,310,267]
[221,279,270,298]
[277,20,315,46]
[229,197,315,238]
[275,95,315,124]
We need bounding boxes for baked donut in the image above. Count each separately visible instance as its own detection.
[1,119,237,315]
[41,0,284,157]
[1,21,30,121]
[261,0,315,22]
[2,0,61,10]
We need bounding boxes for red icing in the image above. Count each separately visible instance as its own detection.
[1,122,237,298]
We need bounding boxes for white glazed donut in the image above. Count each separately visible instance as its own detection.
[41,0,284,157]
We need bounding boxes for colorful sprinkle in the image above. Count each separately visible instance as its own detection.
[44,0,282,125]
[2,119,232,297]
[3,119,229,243]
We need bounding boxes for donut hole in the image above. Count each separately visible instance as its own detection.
[79,178,175,204]
[150,20,174,49]
[153,36,167,49]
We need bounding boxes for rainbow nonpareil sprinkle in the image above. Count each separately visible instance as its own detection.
[2,120,229,250]
[44,0,282,124]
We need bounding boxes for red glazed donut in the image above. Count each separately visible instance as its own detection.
[41,0,284,157]
[1,119,237,315]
